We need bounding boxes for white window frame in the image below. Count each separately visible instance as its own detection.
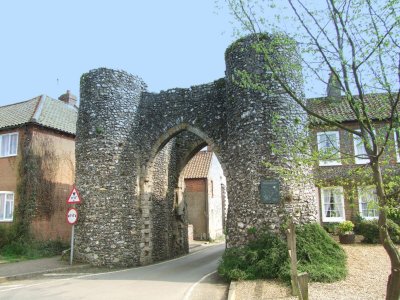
[0,132,19,158]
[321,186,345,222]
[358,186,379,220]
[353,130,371,164]
[0,191,14,222]
[394,130,400,163]
[317,131,341,166]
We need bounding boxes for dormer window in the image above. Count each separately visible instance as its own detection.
[317,131,341,166]
[0,132,18,158]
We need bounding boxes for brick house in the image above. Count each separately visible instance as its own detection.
[182,148,228,241]
[0,91,77,241]
[308,88,396,224]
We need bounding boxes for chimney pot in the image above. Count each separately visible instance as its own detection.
[326,72,341,101]
[59,90,77,106]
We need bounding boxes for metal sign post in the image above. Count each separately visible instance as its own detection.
[66,207,78,265]
[70,224,75,265]
[66,185,81,266]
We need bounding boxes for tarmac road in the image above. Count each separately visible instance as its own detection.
[0,243,228,300]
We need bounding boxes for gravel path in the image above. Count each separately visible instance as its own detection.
[235,244,397,300]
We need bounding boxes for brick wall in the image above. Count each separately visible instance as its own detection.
[0,124,75,242]
[30,183,73,241]
[185,178,206,193]
[184,178,207,240]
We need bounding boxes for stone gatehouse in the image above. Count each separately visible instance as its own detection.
[75,34,317,267]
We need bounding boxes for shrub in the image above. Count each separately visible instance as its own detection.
[337,221,354,235]
[218,231,289,281]
[358,219,400,244]
[0,226,11,249]
[0,238,68,260]
[323,222,339,235]
[387,219,400,244]
[296,223,347,282]
[0,225,21,249]
[218,223,347,283]
[388,210,400,226]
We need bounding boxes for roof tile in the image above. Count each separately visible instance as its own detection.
[0,95,77,135]
[0,97,41,129]
[307,93,392,124]
[183,151,213,179]
[37,96,77,134]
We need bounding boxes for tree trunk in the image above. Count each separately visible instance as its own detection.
[370,159,400,300]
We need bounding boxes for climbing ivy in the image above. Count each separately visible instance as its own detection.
[15,128,58,239]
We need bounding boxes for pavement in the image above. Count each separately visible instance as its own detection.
[0,256,89,283]
[0,241,216,284]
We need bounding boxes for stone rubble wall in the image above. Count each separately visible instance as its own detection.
[75,34,318,267]
[223,34,317,247]
[75,68,147,266]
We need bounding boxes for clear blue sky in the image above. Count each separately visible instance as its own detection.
[0,1,234,106]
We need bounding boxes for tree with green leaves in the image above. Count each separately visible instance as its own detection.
[221,0,400,298]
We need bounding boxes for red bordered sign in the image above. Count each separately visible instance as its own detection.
[66,186,81,204]
[66,208,78,225]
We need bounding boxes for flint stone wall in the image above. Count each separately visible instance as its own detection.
[75,34,317,267]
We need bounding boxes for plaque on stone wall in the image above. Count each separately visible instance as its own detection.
[260,179,280,204]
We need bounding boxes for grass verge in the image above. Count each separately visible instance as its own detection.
[0,239,68,263]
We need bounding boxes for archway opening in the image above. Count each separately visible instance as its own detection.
[181,146,228,244]
[139,126,229,263]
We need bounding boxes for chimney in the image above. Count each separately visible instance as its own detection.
[58,90,77,106]
[326,72,341,100]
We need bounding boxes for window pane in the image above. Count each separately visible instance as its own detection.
[9,134,18,155]
[334,193,343,217]
[1,135,9,156]
[323,191,331,217]
[327,133,338,148]
[322,188,343,220]
[319,133,327,147]
[358,142,367,157]
[319,133,338,150]
[318,132,340,165]
[359,187,378,218]
[5,200,12,219]
[0,194,4,220]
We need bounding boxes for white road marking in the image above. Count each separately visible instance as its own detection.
[182,270,217,300]
[43,273,93,276]
[0,284,24,292]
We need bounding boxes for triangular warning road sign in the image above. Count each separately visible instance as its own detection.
[67,186,81,204]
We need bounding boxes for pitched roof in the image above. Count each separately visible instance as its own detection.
[0,95,77,135]
[307,93,392,124]
[183,151,213,179]
[0,96,41,129]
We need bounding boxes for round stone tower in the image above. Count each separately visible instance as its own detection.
[224,34,317,247]
[75,68,147,266]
